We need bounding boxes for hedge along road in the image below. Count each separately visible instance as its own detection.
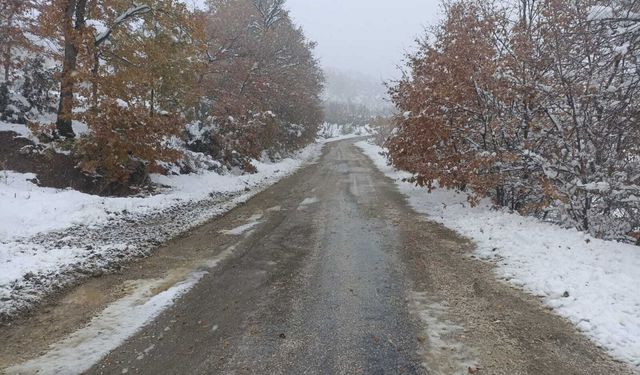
[2,139,634,375]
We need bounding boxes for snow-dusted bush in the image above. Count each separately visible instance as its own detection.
[20,56,56,115]
[1,0,323,194]
[76,100,183,185]
[388,0,640,241]
[184,112,315,173]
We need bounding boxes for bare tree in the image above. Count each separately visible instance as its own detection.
[253,0,286,30]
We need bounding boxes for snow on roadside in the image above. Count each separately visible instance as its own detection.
[0,139,325,320]
[317,122,374,140]
[5,271,206,375]
[0,144,321,241]
[355,140,640,369]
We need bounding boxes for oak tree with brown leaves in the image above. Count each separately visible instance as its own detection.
[389,0,640,241]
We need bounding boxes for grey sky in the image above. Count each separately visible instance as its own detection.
[285,0,443,80]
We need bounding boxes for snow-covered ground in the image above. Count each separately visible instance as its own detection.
[317,122,374,139]
[0,127,344,320]
[0,150,317,241]
[356,140,640,369]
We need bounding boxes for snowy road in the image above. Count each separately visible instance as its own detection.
[1,140,634,374]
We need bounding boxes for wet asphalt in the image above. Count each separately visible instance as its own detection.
[85,140,636,375]
[89,140,427,374]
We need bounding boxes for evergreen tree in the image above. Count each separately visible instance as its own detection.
[0,83,9,119]
[21,56,55,113]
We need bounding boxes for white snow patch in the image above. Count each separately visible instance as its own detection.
[0,122,33,138]
[588,5,613,21]
[0,120,88,140]
[300,197,319,206]
[297,197,320,210]
[220,214,262,236]
[86,19,109,35]
[219,216,262,236]
[5,271,205,375]
[356,140,640,369]
[135,342,156,361]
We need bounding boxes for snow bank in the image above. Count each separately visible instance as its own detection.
[0,144,320,241]
[0,140,325,318]
[356,140,640,369]
[317,122,375,139]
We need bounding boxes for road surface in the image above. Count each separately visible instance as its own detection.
[1,140,633,374]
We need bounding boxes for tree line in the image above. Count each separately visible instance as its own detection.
[388,0,640,241]
[0,0,323,183]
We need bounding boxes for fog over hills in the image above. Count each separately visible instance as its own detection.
[322,68,394,113]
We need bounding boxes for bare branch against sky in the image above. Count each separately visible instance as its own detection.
[185,0,443,80]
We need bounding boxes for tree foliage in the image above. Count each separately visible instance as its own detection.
[196,0,324,164]
[389,0,640,240]
[5,0,323,189]
[0,0,37,82]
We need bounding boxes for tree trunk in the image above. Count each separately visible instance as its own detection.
[582,192,591,231]
[3,13,14,83]
[91,52,99,110]
[150,87,155,117]
[3,47,9,83]
[496,186,505,207]
[56,0,88,138]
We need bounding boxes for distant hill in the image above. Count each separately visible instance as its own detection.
[322,68,395,125]
[322,68,394,113]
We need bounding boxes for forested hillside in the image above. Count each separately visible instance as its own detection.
[388,0,640,242]
[0,0,323,193]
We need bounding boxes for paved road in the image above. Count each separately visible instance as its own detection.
[90,140,427,374]
[7,140,630,374]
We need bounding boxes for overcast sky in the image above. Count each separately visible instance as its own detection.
[285,0,443,81]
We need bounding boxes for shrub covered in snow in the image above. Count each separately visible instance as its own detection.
[388,0,640,241]
[0,0,324,194]
[75,100,183,189]
[0,56,57,124]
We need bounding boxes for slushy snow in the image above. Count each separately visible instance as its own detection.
[220,214,263,236]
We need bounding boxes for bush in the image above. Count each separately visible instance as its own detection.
[76,100,183,186]
[388,0,640,241]
[184,111,311,173]
[21,56,56,114]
